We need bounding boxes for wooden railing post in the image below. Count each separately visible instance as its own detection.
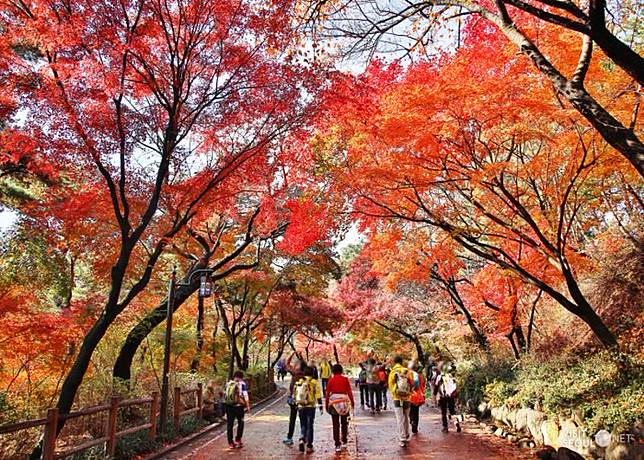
[173,387,181,433]
[42,408,59,460]
[149,392,159,441]
[196,383,203,419]
[105,396,119,457]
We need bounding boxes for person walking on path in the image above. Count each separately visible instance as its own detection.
[325,363,355,453]
[356,362,368,410]
[378,362,389,410]
[295,366,323,453]
[365,358,381,414]
[319,359,332,394]
[223,370,251,449]
[388,355,417,447]
[309,360,319,379]
[433,362,461,433]
[408,361,426,434]
[283,353,306,445]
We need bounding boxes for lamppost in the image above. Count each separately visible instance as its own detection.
[158,267,213,434]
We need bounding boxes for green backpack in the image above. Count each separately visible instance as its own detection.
[224,380,242,405]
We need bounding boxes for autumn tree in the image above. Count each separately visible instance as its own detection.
[1,0,323,451]
[314,26,640,349]
[306,0,644,176]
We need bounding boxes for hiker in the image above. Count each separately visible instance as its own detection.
[309,360,319,379]
[224,370,251,449]
[356,362,368,409]
[295,366,323,453]
[276,359,287,381]
[283,353,307,445]
[388,355,416,447]
[433,361,461,433]
[319,359,332,394]
[408,361,426,434]
[325,363,355,452]
[365,358,381,414]
[378,362,389,410]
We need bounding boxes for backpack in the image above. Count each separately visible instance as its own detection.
[329,393,351,416]
[440,374,458,398]
[224,380,242,405]
[410,372,426,406]
[393,367,411,398]
[295,378,315,406]
[358,369,367,383]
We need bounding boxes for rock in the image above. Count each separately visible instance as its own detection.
[535,446,557,460]
[517,437,532,448]
[506,408,518,428]
[606,437,644,460]
[507,434,518,443]
[494,427,505,437]
[557,418,594,457]
[527,409,547,446]
[491,406,500,421]
[494,405,509,425]
[478,402,490,417]
[483,424,495,434]
[555,447,584,460]
[515,408,529,432]
[542,420,560,449]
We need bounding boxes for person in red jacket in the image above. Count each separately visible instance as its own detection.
[325,364,355,452]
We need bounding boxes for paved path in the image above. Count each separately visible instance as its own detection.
[161,383,534,459]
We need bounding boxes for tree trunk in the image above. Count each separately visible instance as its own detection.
[113,274,201,381]
[444,278,490,353]
[190,296,205,372]
[588,0,644,86]
[469,4,644,176]
[333,343,340,364]
[414,338,426,367]
[507,332,520,360]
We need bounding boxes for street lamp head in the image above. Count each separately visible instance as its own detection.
[199,274,212,298]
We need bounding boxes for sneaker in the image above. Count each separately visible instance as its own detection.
[442,426,449,433]
[399,441,407,447]
[335,445,342,453]
[306,446,314,454]
[282,437,294,445]
[228,443,236,450]
[299,440,305,452]
[234,441,243,448]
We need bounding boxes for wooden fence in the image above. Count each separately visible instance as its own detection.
[0,372,276,459]
[0,384,202,460]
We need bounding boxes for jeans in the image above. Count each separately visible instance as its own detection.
[393,400,410,442]
[321,378,329,394]
[439,396,456,428]
[224,404,245,444]
[380,383,388,409]
[286,403,298,439]
[367,383,381,410]
[410,403,420,432]
[331,413,349,446]
[299,407,316,447]
[359,385,367,406]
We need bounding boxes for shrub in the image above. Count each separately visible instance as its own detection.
[460,350,644,433]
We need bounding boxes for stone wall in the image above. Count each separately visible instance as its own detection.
[477,402,642,460]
